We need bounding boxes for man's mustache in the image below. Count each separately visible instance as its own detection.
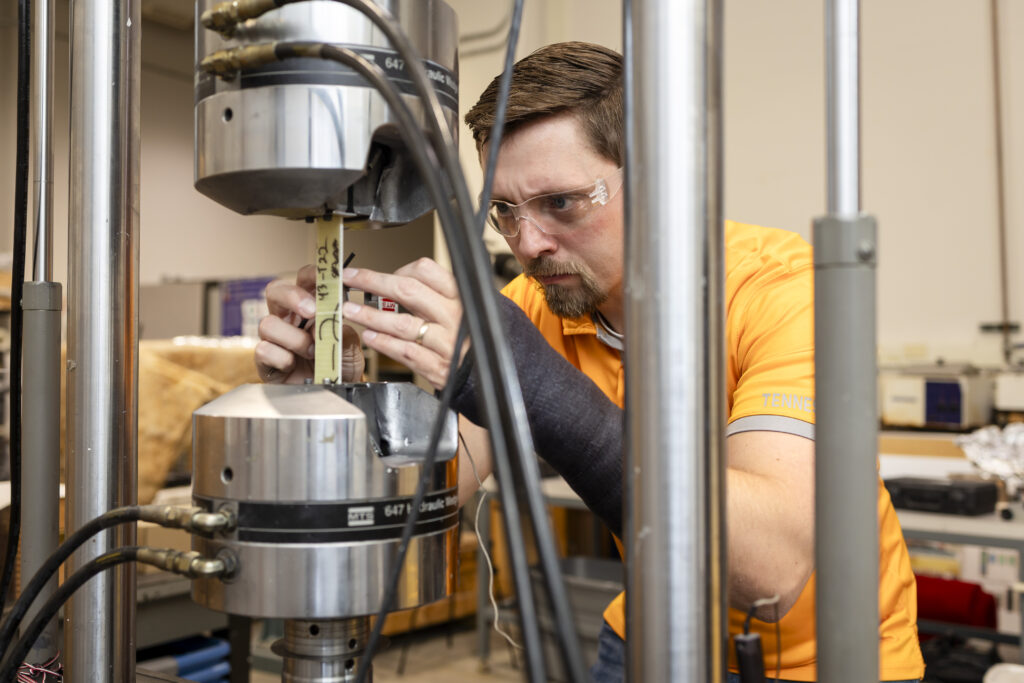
[525,258,581,279]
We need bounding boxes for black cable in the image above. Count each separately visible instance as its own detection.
[0,505,142,663]
[474,0,523,227]
[463,4,588,677]
[0,547,140,680]
[3,0,32,617]
[353,319,468,683]
[278,34,558,680]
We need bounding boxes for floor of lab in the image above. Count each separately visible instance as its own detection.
[249,621,524,682]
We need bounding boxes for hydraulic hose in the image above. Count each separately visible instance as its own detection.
[0,547,230,679]
[0,504,232,664]
[0,548,138,680]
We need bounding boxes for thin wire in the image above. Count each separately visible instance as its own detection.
[17,650,60,682]
[460,431,520,650]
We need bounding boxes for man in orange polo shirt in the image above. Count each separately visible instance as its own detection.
[257,42,924,682]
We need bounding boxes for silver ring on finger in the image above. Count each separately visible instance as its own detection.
[415,322,430,345]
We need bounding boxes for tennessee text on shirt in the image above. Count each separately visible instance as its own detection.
[762,392,815,413]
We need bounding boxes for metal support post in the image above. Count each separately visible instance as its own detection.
[64,0,141,677]
[814,0,879,680]
[20,0,61,662]
[20,283,62,664]
[625,0,726,680]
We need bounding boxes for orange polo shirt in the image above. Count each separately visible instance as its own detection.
[500,220,923,681]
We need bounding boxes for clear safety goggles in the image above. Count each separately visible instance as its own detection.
[485,167,624,238]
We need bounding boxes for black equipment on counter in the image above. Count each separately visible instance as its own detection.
[884,477,998,517]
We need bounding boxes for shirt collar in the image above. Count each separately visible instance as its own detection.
[560,311,624,352]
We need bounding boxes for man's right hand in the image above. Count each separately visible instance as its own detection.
[255,264,365,384]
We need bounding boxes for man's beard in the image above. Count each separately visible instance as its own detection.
[524,256,607,319]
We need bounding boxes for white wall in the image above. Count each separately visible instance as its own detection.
[727,1,1023,366]
[479,0,1024,368]
[2,0,1021,365]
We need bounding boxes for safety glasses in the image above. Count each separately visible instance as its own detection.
[485,167,624,238]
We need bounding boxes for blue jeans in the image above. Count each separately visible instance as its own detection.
[590,622,625,683]
[593,623,921,683]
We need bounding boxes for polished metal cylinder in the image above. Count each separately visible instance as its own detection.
[191,383,459,619]
[193,0,458,222]
[30,0,54,281]
[276,618,371,682]
[64,0,141,677]
[625,0,726,680]
[826,0,860,216]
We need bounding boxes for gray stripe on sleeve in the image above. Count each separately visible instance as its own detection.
[726,415,815,441]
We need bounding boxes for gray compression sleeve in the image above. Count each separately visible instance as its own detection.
[452,295,624,538]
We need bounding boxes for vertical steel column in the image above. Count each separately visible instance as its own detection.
[625,0,726,680]
[19,0,61,663]
[64,0,140,677]
[814,0,879,680]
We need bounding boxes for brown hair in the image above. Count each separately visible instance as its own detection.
[464,41,624,165]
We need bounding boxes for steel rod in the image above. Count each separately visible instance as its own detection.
[29,0,53,281]
[815,0,879,680]
[64,0,140,677]
[989,0,1011,364]
[826,0,860,216]
[625,0,726,680]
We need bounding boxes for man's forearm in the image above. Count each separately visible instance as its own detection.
[452,295,624,537]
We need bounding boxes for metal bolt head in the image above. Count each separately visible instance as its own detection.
[857,240,875,262]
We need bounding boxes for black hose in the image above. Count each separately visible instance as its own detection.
[3,0,32,617]
[266,37,554,682]
[463,2,587,679]
[0,547,141,680]
[354,320,468,683]
[0,505,142,663]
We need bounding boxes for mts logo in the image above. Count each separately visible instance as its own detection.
[348,507,374,527]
